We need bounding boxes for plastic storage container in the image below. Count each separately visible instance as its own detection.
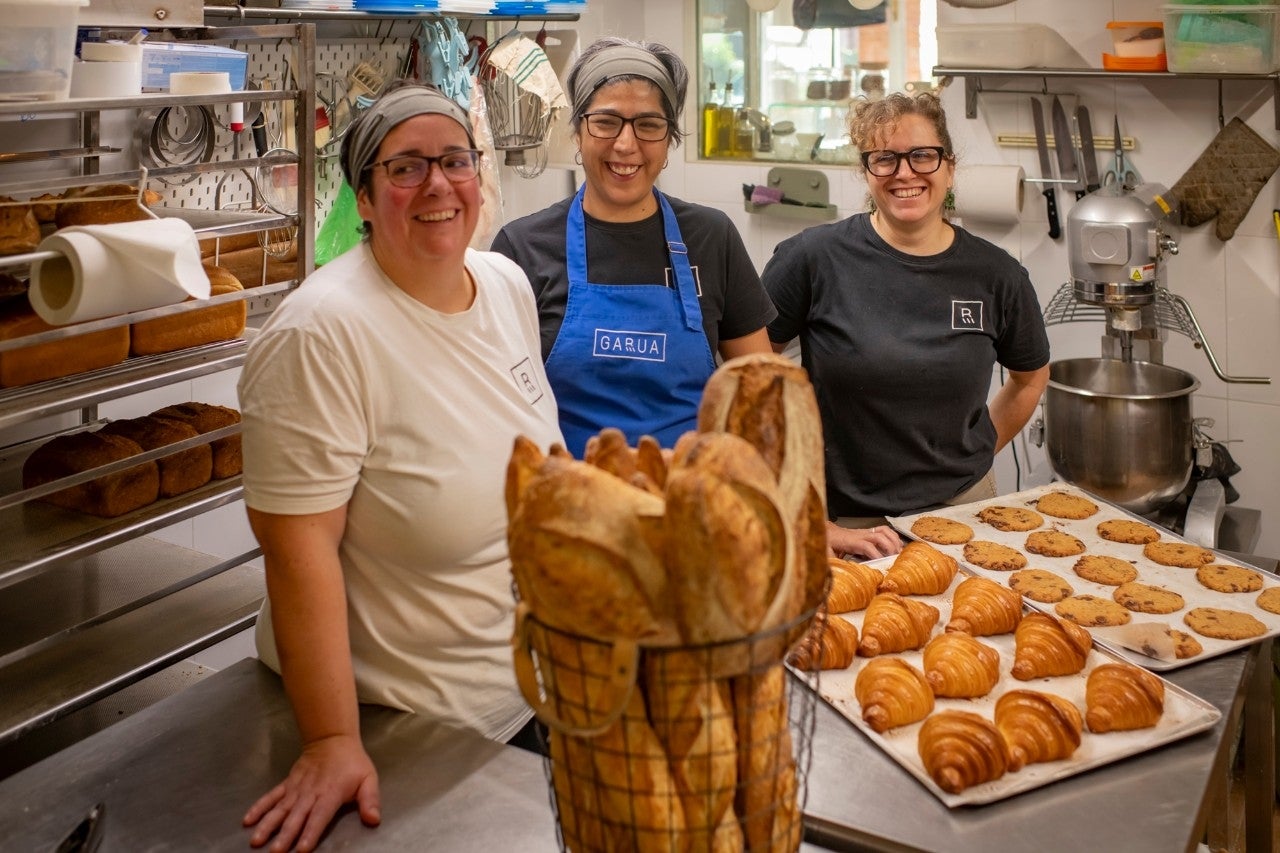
[0,0,87,101]
[1163,4,1280,72]
[936,24,1049,69]
[1104,21,1169,69]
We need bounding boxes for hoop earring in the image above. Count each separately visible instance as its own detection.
[662,159,669,169]
[574,151,582,166]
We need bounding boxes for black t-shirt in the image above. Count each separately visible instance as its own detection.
[764,213,1050,517]
[490,194,776,360]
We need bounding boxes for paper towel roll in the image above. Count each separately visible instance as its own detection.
[70,60,142,98]
[169,71,232,95]
[29,219,209,325]
[81,42,144,63]
[954,164,1025,224]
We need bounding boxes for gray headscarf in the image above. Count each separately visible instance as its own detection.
[569,44,679,121]
[340,84,474,188]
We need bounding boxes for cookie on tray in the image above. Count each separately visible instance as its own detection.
[963,540,1028,572]
[1025,529,1086,558]
[1256,587,1280,615]
[1195,563,1263,594]
[1097,519,1161,545]
[910,515,974,545]
[1073,555,1139,586]
[1036,490,1099,519]
[1183,607,1267,641]
[1143,541,1214,568]
[976,505,1043,532]
[1055,594,1132,627]
[1167,628,1204,659]
[1113,582,1186,615]
[1008,568,1074,603]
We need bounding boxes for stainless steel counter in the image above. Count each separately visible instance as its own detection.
[0,658,560,852]
[803,642,1274,853]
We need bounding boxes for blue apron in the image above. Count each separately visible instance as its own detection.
[545,186,716,457]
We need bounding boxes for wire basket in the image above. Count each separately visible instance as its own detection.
[513,603,821,852]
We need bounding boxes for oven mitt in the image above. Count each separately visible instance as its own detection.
[1169,117,1280,241]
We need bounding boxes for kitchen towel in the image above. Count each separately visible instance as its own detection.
[29,218,208,325]
[954,164,1025,225]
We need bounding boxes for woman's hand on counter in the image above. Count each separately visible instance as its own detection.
[827,521,903,561]
[243,733,381,852]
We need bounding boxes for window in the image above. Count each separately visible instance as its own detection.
[696,0,937,164]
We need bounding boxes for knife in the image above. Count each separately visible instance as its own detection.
[1076,105,1101,196]
[1030,99,1060,240]
[1051,96,1080,201]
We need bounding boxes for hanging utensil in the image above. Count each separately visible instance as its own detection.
[1076,105,1101,196]
[1030,98,1060,240]
[1103,116,1141,187]
[1051,96,1080,199]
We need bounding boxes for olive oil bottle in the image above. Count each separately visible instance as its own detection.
[701,81,720,158]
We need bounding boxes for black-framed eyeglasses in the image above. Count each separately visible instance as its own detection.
[364,150,482,187]
[582,112,672,142]
[861,146,949,177]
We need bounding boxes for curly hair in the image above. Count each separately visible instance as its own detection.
[848,91,956,172]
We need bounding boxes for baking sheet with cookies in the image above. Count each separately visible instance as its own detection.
[889,483,1280,672]
[808,559,1221,807]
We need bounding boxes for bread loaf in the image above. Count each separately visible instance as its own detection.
[210,245,298,288]
[0,196,40,255]
[28,192,62,225]
[150,402,242,478]
[0,302,130,388]
[54,184,161,228]
[22,431,160,517]
[99,415,213,498]
[129,264,247,356]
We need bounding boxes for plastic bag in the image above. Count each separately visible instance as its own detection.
[315,180,363,266]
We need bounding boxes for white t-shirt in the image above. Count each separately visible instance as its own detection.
[239,244,563,741]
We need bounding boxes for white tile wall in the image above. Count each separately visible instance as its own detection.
[498,0,1280,558]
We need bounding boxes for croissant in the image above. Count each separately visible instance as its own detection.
[922,632,1001,699]
[1011,612,1093,680]
[827,556,882,613]
[994,690,1084,771]
[855,657,935,733]
[917,710,1010,794]
[878,541,959,596]
[788,611,858,671]
[857,593,940,657]
[1086,663,1165,733]
[946,576,1024,637]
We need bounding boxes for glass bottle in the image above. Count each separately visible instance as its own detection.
[716,82,736,157]
[733,108,755,158]
[701,81,720,158]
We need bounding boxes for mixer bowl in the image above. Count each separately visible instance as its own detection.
[1043,358,1200,515]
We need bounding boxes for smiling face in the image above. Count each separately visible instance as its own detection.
[356,113,480,283]
[865,113,954,232]
[576,78,671,222]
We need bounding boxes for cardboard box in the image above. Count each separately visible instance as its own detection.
[141,42,248,92]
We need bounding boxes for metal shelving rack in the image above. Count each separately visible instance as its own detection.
[933,65,1280,130]
[0,22,315,763]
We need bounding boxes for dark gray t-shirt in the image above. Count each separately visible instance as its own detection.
[490,194,776,360]
[764,213,1050,517]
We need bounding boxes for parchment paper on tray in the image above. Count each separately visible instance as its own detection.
[889,483,1280,671]
[802,559,1221,808]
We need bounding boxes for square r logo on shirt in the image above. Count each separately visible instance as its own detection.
[952,300,984,332]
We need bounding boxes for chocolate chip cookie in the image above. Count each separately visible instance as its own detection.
[1025,529,1086,558]
[1008,568,1074,603]
[976,505,1043,532]
[1183,607,1267,640]
[1055,594,1132,627]
[1112,582,1186,615]
[1196,563,1264,594]
[1073,555,1139,586]
[1256,587,1280,615]
[962,540,1028,572]
[1167,628,1204,659]
[1143,541,1215,568]
[1097,519,1161,545]
[910,515,974,545]
[1036,490,1099,520]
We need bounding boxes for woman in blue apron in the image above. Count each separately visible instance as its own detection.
[492,37,776,457]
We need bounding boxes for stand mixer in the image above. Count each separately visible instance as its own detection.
[1036,183,1270,545]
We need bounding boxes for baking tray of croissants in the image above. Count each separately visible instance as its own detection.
[889,483,1280,671]
[790,546,1220,806]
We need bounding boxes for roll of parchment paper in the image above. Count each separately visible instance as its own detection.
[29,219,209,325]
[953,164,1025,224]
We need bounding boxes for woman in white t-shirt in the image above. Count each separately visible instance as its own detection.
[238,82,562,853]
